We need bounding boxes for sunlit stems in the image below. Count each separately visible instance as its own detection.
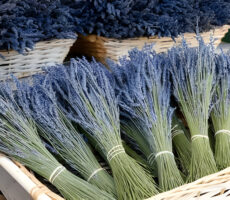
[211,66,230,170]
[147,150,184,191]
[172,131,191,175]
[171,119,191,175]
[122,140,150,169]
[84,128,157,197]
[214,130,230,170]
[212,120,230,169]
[105,144,158,200]
[187,135,217,182]
[121,121,158,177]
[40,113,116,196]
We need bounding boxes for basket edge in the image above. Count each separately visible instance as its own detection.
[0,154,63,200]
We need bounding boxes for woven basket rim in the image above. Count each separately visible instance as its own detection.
[0,38,76,53]
[0,38,76,80]
[1,154,230,200]
[72,24,230,64]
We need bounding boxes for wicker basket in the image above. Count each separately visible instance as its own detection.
[148,168,230,200]
[1,154,230,200]
[70,25,230,64]
[0,39,76,80]
[1,27,230,200]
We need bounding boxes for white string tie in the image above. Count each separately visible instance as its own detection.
[147,152,155,164]
[49,166,66,184]
[148,151,174,165]
[107,145,125,162]
[215,129,230,137]
[191,135,209,141]
[87,168,104,182]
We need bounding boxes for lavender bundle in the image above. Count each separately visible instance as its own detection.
[2,0,230,53]
[46,58,158,199]
[11,79,116,196]
[0,0,77,53]
[172,115,191,175]
[111,48,184,191]
[0,95,115,200]
[121,140,149,169]
[121,120,158,177]
[168,39,217,181]
[211,52,230,170]
[64,0,230,39]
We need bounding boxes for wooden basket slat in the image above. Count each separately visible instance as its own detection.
[15,162,64,200]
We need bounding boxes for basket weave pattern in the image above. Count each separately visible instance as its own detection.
[148,167,230,200]
[0,39,76,80]
[71,25,230,64]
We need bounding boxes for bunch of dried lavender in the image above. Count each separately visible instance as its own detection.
[168,39,217,181]
[0,94,115,200]
[111,48,184,191]
[45,58,158,199]
[211,51,230,170]
[10,79,116,196]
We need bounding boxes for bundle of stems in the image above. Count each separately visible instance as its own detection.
[0,96,115,200]
[172,115,191,175]
[11,80,116,196]
[112,48,184,191]
[121,120,151,160]
[121,120,158,177]
[168,38,217,182]
[211,52,230,170]
[121,140,149,169]
[79,126,150,171]
[46,58,158,200]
